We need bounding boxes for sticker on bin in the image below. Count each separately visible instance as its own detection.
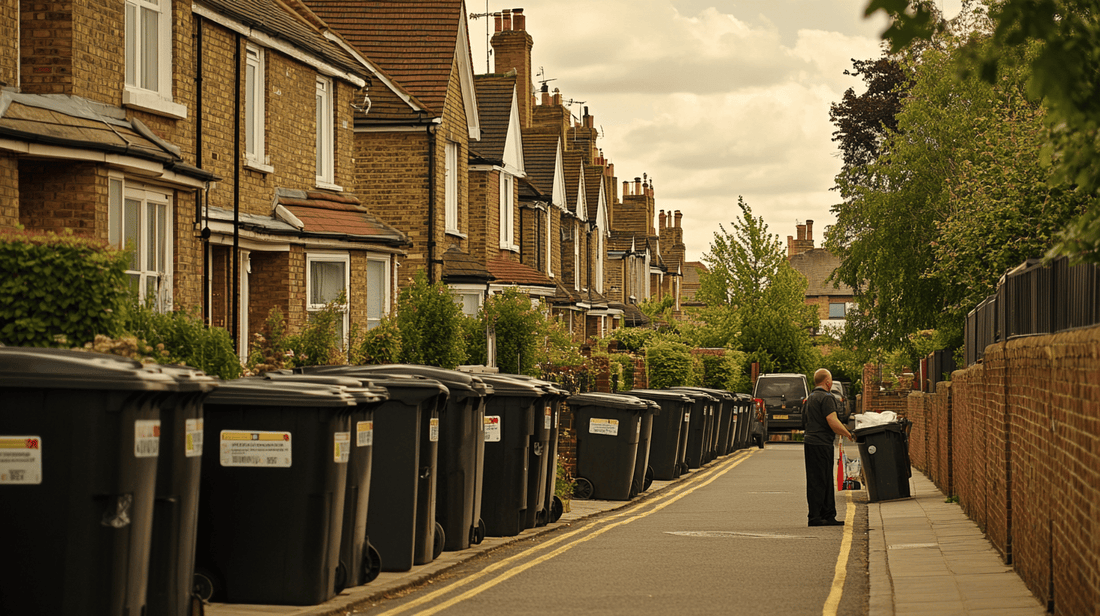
[334,432,351,463]
[0,436,42,485]
[589,418,619,436]
[356,421,373,447]
[185,418,203,458]
[544,407,552,430]
[484,416,501,442]
[430,418,440,442]
[220,431,292,467]
[684,412,691,423]
[636,421,641,437]
[134,420,161,458]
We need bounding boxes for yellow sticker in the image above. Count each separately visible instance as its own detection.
[0,436,42,484]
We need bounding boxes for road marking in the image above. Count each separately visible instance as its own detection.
[664,530,810,539]
[822,489,856,616]
[373,450,754,616]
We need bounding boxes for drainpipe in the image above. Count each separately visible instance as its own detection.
[195,16,210,324]
[232,33,241,349]
[426,123,437,283]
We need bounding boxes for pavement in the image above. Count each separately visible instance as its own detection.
[205,452,1048,616]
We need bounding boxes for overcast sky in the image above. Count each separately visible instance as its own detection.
[468,0,961,263]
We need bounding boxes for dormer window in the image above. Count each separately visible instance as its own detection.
[124,0,184,117]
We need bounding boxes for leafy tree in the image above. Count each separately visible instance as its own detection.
[482,288,542,375]
[699,198,818,373]
[396,270,467,369]
[866,0,1100,262]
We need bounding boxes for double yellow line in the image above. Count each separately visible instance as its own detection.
[375,450,755,616]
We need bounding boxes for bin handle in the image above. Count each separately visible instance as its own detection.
[420,466,431,479]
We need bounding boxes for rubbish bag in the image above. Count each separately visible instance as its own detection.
[853,411,896,430]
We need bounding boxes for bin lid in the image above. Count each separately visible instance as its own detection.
[479,373,545,398]
[205,377,357,407]
[566,392,650,412]
[667,387,719,403]
[686,387,735,401]
[155,364,220,392]
[491,373,570,397]
[626,389,694,404]
[348,365,484,402]
[0,347,178,391]
[853,422,904,437]
[261,372,388,405]
[296,366,450,406]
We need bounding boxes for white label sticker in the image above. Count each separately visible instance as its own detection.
[185,418,203,458]
[484,416,501,442]
[430,418,439,442]
[590,418,619,436]
[135,420,161,458]
[684,412,691,423]
[220,431,292,467]
[334,432,350,463]
[0,436,42,485]
[544,407,552,430]
[636,420,641,437]
[357,421,373,447]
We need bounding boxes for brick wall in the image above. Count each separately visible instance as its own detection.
[909,325,1100,614]
[468,171,490,264]
[933,381,952,495]
[1,0,18,87]
[18,161,103,235]
[550,206,561,279]
[19,0,76,94]
[907,392,928,472]
[0,154,18,229]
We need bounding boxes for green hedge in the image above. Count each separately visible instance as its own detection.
[645,342,695,389]
[0,230,130,347]
[396,270,467,369]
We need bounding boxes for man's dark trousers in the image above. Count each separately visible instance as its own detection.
[805,442,836,523]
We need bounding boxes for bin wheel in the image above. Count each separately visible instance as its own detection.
[363,543,382,584]
[549,496,564,523]
[334,560,349,593]
[573,477,594,500]
[472,518,486,545]
[193,567,221,603]
[433,522,446,559]
[644,466,654,491]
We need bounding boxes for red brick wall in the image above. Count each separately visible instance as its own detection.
[913,325,1100,614]
[906,392,929,473]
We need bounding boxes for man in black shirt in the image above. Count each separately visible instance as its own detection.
[803,368,853,527]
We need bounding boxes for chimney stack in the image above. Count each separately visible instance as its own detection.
[797,223,806,241]
[806,219,813,242]
[552,88,562,106]
[659,210,666,231]
[494,12,502,32]
[491,8,534,128]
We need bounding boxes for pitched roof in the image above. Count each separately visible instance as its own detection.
[0,92,215,183]
[301,0,466,115]
[584,165,603,223]
[563,151,584,214]
[442,247,494,283]
[518,177,547,201]
[275,188,408,245]
[471,74,515,163]
[486,259,555,288]
[521,131,559,196]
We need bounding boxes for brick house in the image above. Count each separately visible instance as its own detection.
[1,0,215,316]
[787,219,854,335]
[303,0,487,314]
[658,209,687,313]
[681,260,708,305]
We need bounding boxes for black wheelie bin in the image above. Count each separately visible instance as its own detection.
[350,365,492,552]
[671,388,718,469]
[479,375,543,536]
[194,378,356,605]
[854,420,913,502]
[262,371,389,589]
[568,393,650,501]
[632,398,660,494]
[0,347,178,616]
[297,366,449,572]
[146,365,219,616]
[627,389,693,480]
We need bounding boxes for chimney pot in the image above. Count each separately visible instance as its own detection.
[659,210,667,230]
[623,180,629,196]
[797,224,806,241]
[634,178,642,194]
[806,219,814,241]
[494,12,502,32]
[674,210,682,228]
[512,8,525,31]
[541,88,551,105]
[502,8,512,31]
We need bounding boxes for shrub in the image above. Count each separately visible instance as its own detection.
[646,342,695,389]
[611,354,635,392]
[348,314,402,365]
[396,270,467,369]
[120,300,242,379]
[484,288,541,375]
[698,349,746,391]
[290,295,347,367]
[0,230,130,347]
[609,327,655,353]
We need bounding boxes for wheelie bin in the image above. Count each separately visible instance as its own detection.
[261,371,389,589]
[632,399,660,495]
[350,365,491,552]
[297,366,449,572]
[539,381,570,524]
[0,347,178,616]
[626,389,693,480]
[854,421,913,502]
[479,375,543,536]
[735,393,754,450]
[194,378,356,605]
[671,389,718,469]
[147,365,219,616]
[688,388,736,457]
[568,393,650,501]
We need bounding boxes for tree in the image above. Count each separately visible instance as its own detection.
[699,199,818,373]
[865,0,1100,263]
[396,270,467,369]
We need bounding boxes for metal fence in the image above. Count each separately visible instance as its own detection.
[964,256,1100,366]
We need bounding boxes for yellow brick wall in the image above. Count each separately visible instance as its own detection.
[0,154,18,229]
[0,0,18,87]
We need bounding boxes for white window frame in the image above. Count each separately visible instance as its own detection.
[546,209,553,277]
[124,0,184,118]
[108,176,174,312]
[366,256,391,330]
[444,141,459,234]
[238,250,251,362]
[573,221,580,291]
[498,172,516,250]
[306,252,349,348]
[316,76,334,186]
[244,45,272,173]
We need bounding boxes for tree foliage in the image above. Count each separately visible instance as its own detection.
[396,270,468,369]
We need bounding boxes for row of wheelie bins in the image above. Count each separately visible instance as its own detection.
[0,347,578,614]
[566,388,756,502]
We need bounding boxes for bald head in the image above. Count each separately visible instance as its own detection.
[814,368,832,388]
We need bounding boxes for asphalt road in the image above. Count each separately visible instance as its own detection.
[354,443,869,616]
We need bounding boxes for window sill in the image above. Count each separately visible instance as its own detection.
[123,87,187,119]
[315,180,344,192]
[498,242,519,252]
[446,230,467,239]
[245,159,274,174]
